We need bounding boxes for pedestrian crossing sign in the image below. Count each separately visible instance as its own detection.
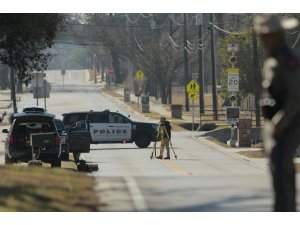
[135,70,144,80]
[186,79,200,99]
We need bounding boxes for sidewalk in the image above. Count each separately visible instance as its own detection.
[113,88,196,124]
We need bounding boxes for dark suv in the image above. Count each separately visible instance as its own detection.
[2,111,62,167]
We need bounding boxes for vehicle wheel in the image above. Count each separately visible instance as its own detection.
[5,153,14,165]
[135,133,151,148]
[51,157,62,167]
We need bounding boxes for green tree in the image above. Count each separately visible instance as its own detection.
[217,14,300,102]
[0,13,65,111]
[218,29,250,98]
[0,14,65,76]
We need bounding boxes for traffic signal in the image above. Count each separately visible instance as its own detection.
[230,55,237,64]
[230,95,236,102]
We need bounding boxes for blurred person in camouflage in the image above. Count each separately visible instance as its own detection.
[254,14,300,211]
[156,116,172,159]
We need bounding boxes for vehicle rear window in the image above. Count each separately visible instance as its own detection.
[54,119,65,131]
[16,122,55,133]
[14,121,56,148]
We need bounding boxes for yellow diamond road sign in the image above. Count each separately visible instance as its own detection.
[135,70,144,80]
[187,80,200,100]
[186,79,200,94]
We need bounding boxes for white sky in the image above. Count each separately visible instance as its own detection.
[1,0,300,13]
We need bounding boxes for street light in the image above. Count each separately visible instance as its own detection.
[227,43,239,107]
[227,43,239,68]
[93,53,97,83]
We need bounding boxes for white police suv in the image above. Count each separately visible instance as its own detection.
[62,110,159,148]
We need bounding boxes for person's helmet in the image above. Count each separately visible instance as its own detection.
[254,14,298,34]
[160,116,166,122]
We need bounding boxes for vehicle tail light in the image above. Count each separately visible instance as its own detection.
[8,134,13,145]
[55,136,60,145]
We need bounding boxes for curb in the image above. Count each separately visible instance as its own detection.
[195,136,269,171]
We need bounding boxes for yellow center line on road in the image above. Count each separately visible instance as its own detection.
[159,160,193,176]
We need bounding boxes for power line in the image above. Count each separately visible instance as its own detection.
[140,14,152,19]
[125,13,141,24]
[169,14,184,26]
[134,36,144,52]
[212,24,250,35]
[65,21,252,29]
[169,35,182,48]
[168,35,202,52]
[168,36,183,52]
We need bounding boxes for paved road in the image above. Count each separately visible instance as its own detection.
[3,69,300,212]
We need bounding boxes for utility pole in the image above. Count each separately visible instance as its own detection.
[210,13,218,120]
[183,13,190,112]
[252,29,261,127]
[94,53,97,83]
[126,16,134,90]
[197,14,205,115]
[168,15,173,105]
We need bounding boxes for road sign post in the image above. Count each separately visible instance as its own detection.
[108,67,113,86]
[61,69,66,91]
[227,68,239,108]
[225,106,240,147]
[33,79,51,111]
[31,72,45,106]
[192,99,195,131]
[135,70,144,108]
[227,44,239,108]
[186,79,200,131]
[227,68,239,92]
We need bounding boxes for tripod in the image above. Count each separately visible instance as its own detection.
[162,125,177,160]
[150,130,160,159]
